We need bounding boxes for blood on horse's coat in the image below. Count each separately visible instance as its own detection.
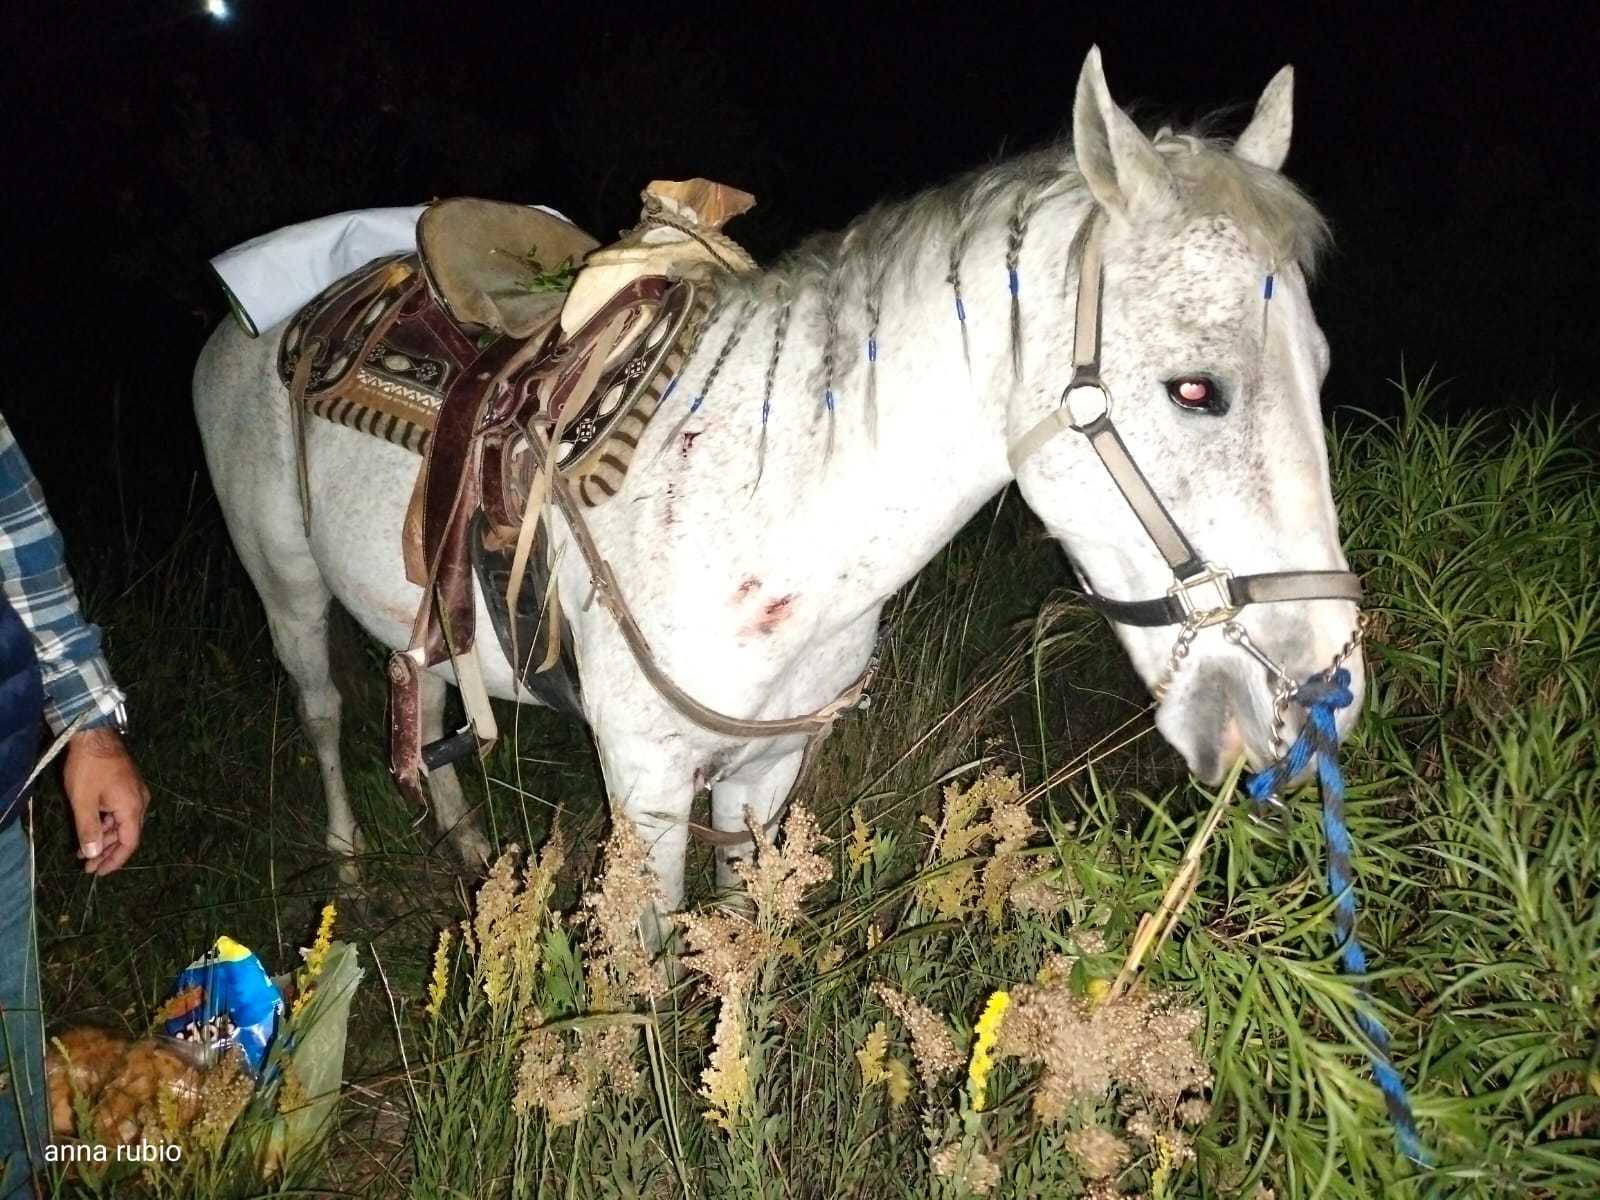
[193,49,1364,947]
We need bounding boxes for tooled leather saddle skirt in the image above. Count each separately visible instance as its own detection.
[274,207,709,720]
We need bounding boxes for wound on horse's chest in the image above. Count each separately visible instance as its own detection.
[746,595,794,637]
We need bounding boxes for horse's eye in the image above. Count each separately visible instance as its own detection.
[1166,376,1228,414]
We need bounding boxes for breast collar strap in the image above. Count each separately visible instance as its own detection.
[1007,209,1361,627]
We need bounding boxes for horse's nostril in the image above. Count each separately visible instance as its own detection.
[1220,717,1245,765]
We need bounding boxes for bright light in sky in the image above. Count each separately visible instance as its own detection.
[205,0,230,18]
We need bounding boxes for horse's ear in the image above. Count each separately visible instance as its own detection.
[1073,46,1176,217]
[1233,66,1295,171]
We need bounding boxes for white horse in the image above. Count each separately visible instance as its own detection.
[193,49,1365,941]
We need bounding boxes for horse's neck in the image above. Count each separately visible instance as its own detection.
[662,210,1073,629]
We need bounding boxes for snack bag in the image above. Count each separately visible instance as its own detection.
[45,1027,207,1145]
[157,936,283,1074]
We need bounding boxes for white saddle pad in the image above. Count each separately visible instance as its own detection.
[210,203,572,336]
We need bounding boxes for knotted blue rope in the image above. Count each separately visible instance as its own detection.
[1243,667,1427,1165]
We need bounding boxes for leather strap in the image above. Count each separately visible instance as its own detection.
[287,337,321,537]
[538,452,880,740]
[1072,410,1204,578]
[683,729,830,849]
[391,333,534,790]
[536,444,881,851]
[1080,568,1364,627]
[388,652,426,808]
[505,309,633,662]
[418,334,533,665]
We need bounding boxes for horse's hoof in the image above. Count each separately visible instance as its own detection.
[335,860,363,898]
[453,827,495,872]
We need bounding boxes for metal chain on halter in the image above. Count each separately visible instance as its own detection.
[1253,611,1369,759]
[1150,607,1368,780]
[1150,610,1210,703]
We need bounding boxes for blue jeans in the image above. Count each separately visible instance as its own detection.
[0,815,45,1199]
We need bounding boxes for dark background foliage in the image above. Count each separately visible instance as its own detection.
[7,0,1596,543]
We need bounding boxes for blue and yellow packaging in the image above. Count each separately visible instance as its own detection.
[157,936,283,1074]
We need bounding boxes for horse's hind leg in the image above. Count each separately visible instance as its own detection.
[416,669,493,867]
[252,564,366,886]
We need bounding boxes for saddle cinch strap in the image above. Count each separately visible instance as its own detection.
[386,186,760,802]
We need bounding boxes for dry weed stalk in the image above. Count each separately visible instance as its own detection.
[931,1140,1001,1195]
[699,1001,753,1132]
[511,1014,645,1126]
[733,803,833,928]
[515,818,673,1123]
[996,984,1210,1124]
[1008,869,1073,918]
[918,768,1055,922]
[512,1025,590,1126]
[580,813,663,1005]
[678,908,780,999]
[873,983,963,1093]
[1108,767,1238,1004]
[1065,1125,1133,1180]
[679,804,834,1134]
[423,928,452,1021]
[856,1021,914,1107]
[462,837,565,1014]
[580,1020,643,1097]
[856,1021,892,1086]
[847,805,875,873]
[456,831,648,1126]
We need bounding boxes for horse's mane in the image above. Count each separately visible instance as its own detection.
[694,120,1331,430]
[1149,129,1331,272]
[741,121,1330,305]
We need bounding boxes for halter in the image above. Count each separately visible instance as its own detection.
[1013,214,1425,1162]
[1008,209,1362,637]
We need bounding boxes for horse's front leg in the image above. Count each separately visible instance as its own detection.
[710,744,808,890]
[596,732,698,957]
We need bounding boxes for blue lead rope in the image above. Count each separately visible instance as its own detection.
[1243,667,1427,1166]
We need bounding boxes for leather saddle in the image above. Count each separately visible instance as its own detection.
[276,184,752,806]
[419,198,595,338]
[278,201,601,451]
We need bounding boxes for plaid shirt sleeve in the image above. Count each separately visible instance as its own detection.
[0,414,125,735]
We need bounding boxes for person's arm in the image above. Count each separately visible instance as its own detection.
[0,415,148,874]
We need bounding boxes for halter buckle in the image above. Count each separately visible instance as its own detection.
[1168,564,1239,626]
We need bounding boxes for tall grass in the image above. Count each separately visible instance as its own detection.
[34,380,1599,1197]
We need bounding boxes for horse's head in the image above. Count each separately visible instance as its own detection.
[1009,49,1364,782]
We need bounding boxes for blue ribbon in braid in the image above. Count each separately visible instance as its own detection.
[1243,667,1427,1165]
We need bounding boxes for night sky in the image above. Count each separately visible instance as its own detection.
[9,0,1597,542]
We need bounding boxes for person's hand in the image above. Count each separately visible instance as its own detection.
[61,726,150,875]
